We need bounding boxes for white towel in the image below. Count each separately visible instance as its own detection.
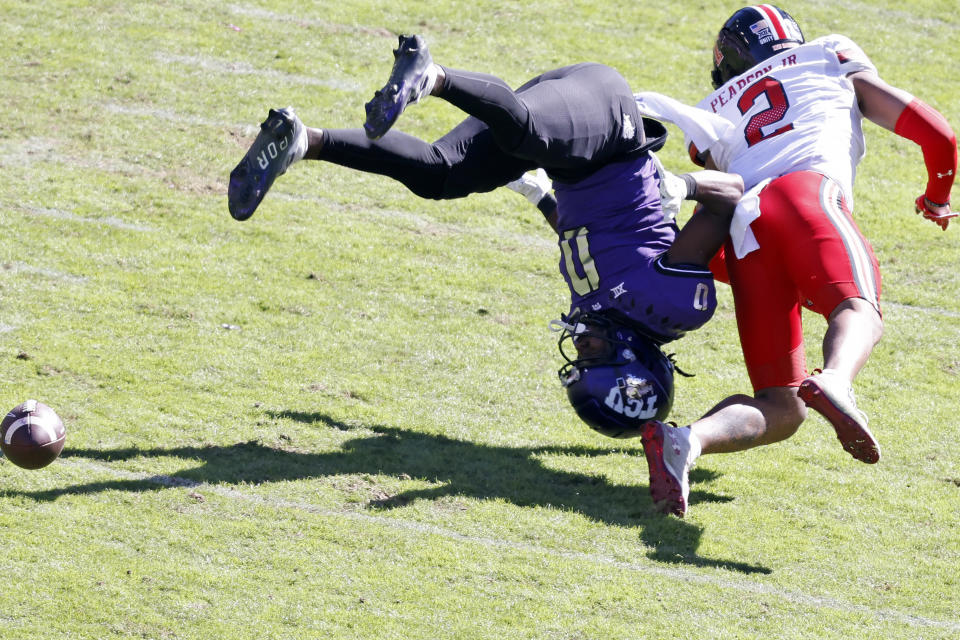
[731,179,770,258]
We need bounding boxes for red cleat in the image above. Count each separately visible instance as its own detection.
[641,420,697,517]
[798,370,880,464]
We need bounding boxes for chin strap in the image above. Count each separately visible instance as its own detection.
[666,353,694,378]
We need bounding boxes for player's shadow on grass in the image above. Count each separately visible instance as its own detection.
[8,411,769,575]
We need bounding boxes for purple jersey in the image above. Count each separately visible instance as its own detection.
[553,153,716,343]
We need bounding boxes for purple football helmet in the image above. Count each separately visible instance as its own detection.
[555,310,675,439]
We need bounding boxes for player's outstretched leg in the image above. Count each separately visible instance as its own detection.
[641,420,700,518]
[798,369,880,464]
[363,35,437,140]
[228,107,307,221]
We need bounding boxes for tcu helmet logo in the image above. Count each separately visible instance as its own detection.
[603,376,658,420]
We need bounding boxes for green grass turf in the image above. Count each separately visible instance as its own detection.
[1,0,958,638]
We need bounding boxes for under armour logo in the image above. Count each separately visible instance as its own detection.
[610,282,628,298]
[938,170,954,179]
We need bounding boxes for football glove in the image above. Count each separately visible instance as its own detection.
[506,168,552,205]
[915,194,957,231]
[651,152,688,220]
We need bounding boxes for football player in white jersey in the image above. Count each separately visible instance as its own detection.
[634,4,957,516]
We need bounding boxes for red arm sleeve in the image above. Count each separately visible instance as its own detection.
[894,99,957,204]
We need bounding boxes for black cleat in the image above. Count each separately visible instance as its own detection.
[228,107,306,221]
[363,35,435,140]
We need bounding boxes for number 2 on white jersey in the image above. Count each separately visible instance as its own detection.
[739,77,794,147]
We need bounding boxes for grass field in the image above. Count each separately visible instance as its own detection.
[2,1,959,638]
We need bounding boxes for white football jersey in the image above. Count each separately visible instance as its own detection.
[693,34,878,202]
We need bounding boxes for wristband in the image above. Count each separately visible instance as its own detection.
[537,193,558,218]
[680,174,698,200]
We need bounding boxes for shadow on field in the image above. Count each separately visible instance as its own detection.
[9,411,770,575]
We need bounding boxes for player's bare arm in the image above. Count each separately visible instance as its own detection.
[664,169,744,268]
[686,169,744,216]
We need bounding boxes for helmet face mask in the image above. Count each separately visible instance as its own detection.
[711,4,804,89]
[554,310,675,439]
[557,313,636,382]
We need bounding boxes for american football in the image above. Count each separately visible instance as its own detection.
[0,399,66,470]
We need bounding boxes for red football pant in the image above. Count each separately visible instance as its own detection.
[723,171,882,391]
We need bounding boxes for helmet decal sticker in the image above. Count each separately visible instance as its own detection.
[752,4,788,39]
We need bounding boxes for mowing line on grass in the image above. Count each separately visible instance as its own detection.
[103,102,255,131]
[225,4,393,37]
[62,457,960,634]
[0,261,88,284]
[155,53,363,92]
[269,192,559,251]
[22,206,156,233]
[884,300,960,319]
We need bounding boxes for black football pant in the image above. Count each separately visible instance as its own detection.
[316,63,660,199]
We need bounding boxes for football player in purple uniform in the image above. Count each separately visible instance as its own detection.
[228,35,743,444]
